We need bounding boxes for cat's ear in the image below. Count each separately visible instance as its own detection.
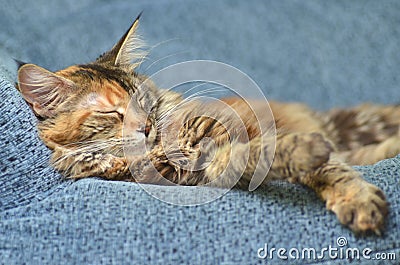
[96,12,146,69]
[17,64,76,118]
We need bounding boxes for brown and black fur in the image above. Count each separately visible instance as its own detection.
[16,15,396,235]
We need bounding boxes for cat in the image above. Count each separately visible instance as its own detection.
[16,14,395,235]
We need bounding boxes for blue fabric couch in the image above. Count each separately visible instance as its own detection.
[1,1,399,264]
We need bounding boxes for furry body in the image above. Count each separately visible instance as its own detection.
[16,16,394,234]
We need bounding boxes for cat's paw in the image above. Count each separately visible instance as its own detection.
[66,154,128,180]
[107,155,128,176]
[328,181,388,235]
[291,132,334,171]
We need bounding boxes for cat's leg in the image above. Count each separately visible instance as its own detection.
[51,146,129,180]
[324,103,400,164]
[269,132,388,234]
[204,132,388,234]
[204,132,334,187]
[337,135,400,165]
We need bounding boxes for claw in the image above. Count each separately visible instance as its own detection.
[374,228,382,236]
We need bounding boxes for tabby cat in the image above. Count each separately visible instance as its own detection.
[17,15,396,235]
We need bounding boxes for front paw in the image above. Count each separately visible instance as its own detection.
[107,155,128,177]
[67,154,128,180]
[328,181,388,235]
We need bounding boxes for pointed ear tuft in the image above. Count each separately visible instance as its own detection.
[17,64,76,118]
[96,12,147,69]
[14,59,27,69]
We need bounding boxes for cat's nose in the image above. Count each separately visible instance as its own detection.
[136,125,150,137]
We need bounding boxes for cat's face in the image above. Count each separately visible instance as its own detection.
[17,15,157,157]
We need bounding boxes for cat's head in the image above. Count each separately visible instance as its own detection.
[17,15,158,156]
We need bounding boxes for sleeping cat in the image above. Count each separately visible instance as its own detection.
[16,15,395,235]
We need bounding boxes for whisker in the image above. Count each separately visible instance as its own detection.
[184,87,227,101]
[179,82,211,96]
[135,37,187,74]
[149,38,182,52]
[154,84,215,122]
[142,50,189,74]
[62,137,135,147]
[54,137,139,164]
